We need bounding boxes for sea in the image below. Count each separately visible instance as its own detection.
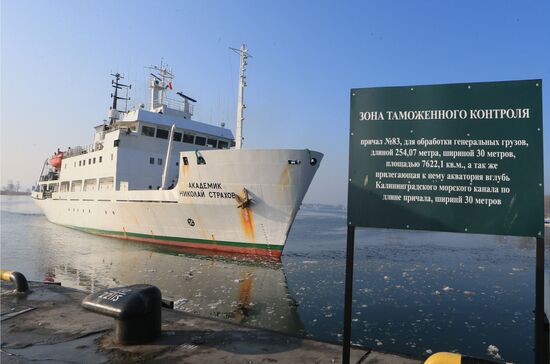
[1,195,548,363]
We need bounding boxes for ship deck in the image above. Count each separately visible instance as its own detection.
[1,281,420,364]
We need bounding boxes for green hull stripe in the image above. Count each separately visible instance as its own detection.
[65,224,284,251]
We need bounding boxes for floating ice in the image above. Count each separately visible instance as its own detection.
[173,298,189,309]
[487,345,501,359]
[443,286,453,292]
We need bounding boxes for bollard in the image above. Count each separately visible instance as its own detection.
[0,270,29,293]
[82,284,161,344]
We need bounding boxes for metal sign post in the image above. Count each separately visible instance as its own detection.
[535,237,547,364]
[344,80,545,363]
[342,225,355,364]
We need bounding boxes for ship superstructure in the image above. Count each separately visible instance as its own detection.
[32,46,323,258]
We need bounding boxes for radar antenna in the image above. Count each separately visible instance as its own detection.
[230,44,252,149]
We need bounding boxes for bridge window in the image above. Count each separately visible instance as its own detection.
[142,125,155,137]
[149,157,154,165]
[195,136,206,146]
[218,140,229,149]
[182,134,195,144]
[156,128,169,139]
[207,138,217,148]
[157,158,162,165]
[173,132,182,142]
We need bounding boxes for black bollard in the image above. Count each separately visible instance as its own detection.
[1,270,29,293]
[82,284,161,344]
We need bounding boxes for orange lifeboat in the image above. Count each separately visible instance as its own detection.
[48,151,64,170]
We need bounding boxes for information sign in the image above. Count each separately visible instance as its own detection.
[348,80,543,237]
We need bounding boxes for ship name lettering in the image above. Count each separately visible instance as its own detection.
[180,190,206,198]
[208,191,237,199]
[188,182,223,190]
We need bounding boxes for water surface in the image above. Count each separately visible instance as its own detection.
[1,196,547,363]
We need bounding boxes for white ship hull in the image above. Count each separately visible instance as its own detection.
[33,149,322,258]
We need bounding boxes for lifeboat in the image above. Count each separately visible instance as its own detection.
[48,152,63,170]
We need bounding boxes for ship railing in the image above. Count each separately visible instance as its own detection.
[109,122,137,134]
[161,97,194,114]
[63,142,104,158]
[39,172,59,182]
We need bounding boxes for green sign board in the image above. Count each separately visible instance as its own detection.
[348,80,544,237]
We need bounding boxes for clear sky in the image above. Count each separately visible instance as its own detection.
[1,0,549,205]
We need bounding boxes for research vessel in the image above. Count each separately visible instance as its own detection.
[32,45,323,258]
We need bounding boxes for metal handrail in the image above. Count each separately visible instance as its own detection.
[63,142,103,158]
[157,97,194,114]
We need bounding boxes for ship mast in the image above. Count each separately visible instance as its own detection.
[230,44,252,149]
[147,61,173,111]
[109,73,131,124]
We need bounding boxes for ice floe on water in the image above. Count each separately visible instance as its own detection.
[487,344,501,359]
[36,202,542,362]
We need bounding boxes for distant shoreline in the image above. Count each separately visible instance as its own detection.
[0,191,31,196]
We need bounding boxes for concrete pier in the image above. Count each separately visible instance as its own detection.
[1,281,420,363]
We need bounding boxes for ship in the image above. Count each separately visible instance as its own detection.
[31,45,323,258]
